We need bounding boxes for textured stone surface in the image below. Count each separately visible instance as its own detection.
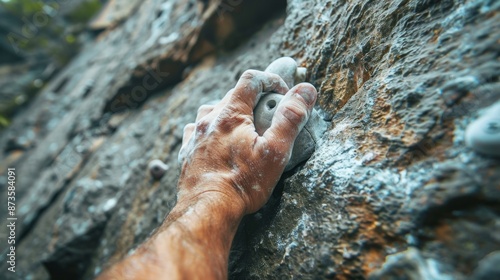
[0,0,499,279]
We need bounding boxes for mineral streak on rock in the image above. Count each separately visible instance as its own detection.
[264,57,303,88]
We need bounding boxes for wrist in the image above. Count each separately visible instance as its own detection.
[156,188,245,253]
[176,175,248,218]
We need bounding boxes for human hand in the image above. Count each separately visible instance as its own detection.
[178,70,318,214]
[97,70,317,280]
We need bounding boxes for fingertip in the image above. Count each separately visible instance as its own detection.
[179,123,196,164]
[184,123,196,132]
[267,72,290,94]
[198,104,215,112]
[289,83,317,107]
[262,84,317,146]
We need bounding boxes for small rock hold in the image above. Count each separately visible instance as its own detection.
[264,57,299,88]
[465,100,500,157]
[148,159,169,180]
[254,93,327,171]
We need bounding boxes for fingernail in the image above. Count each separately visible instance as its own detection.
[297,85,316,105]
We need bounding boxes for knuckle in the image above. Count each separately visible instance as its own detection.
[218,117,235,131]
[183,123,195,134]
[197,105,213,114]
[195,120,210,135]
[184,123,195,130]
[280,103,308,126]
[267,72,280,81]
[265,73,280,87]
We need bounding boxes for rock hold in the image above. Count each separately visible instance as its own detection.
[255,57,327,171]
[254,93,327,171]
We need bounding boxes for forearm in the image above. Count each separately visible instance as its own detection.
[158,192,244,278]
[98,192,244,280]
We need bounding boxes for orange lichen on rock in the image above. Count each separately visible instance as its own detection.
[334,198,406,278]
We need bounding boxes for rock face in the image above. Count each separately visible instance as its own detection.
[0,0,499,279]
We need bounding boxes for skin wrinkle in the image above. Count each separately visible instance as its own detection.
[97,70,317,280]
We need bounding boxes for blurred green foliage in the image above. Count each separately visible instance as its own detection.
[2,0,45,16]
[65,0,102,24]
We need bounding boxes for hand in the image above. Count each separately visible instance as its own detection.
[178,70,318,214]
[97,70,318,280]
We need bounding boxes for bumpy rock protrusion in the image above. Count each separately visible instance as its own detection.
[465,100,500,157]
[254,93,326,171]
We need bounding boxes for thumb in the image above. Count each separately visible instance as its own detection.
[262,83,317,153]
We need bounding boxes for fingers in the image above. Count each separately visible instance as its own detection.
[196,105,215,122]
[264,57,297,88]
[178,123,195,163]
[262,83,317,153]
[179,103,215,163]
[182,123,195,144]
[230,70,289,115]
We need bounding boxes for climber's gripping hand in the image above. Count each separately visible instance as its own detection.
[178,70,317,215]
